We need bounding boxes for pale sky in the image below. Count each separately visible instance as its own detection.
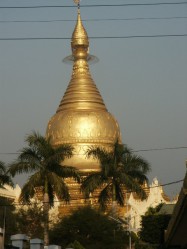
[0,0,187,197]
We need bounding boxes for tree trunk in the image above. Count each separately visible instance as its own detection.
[112,156,117,217]
[112,182,117,217]
[43,192,49,246]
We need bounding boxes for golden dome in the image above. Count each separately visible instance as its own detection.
[46,9,121,172]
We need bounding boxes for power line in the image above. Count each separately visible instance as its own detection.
[0,153,19,155]
[1,146,187,155]
[0,179,183,207]
[1,16,187,23]
[144,179,183,189]
[0,2,187,9]
[0,34,187,41]
[133,146,187,152]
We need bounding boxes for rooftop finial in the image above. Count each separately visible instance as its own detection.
[63,0,99,65]
[74,0,80,10]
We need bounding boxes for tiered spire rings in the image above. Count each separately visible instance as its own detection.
[57,7,106,112]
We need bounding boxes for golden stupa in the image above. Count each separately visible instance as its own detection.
[46,5,121,172]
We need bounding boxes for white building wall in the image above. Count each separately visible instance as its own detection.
[124,178,177,232]
[0,184,21,202]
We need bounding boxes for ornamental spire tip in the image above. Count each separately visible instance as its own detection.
[74,0,80,9]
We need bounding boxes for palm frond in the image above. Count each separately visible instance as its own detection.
[113,140,124,157]
[54,144,74,160]
[125,170,149,185]
[111,141,131,164]
[100,162,112,178]
[0,161,13,188]
[122,144,132,154]
[8,161,38,177]
[47,173,62,193]
[45,182,54,207]
[115,183,124,206]
[19,147,41,162]
[56,165,80,182]
[122,174,147,200]
[0,175,13,188]
[124,154,150,174]
[19,171,46,203]
[25,131,53,160]
[81,172,104,196]
[83,140,150,208]
[48,173,70,202]
[98,184,112,210]
[86,146,109,161]
[26,131,46,147]
[29,171,45,186]
[0,161,6,173]
[19,181,36,203]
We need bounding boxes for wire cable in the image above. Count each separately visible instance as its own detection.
[133,146,187,152]
[1,146,187,155]
[0,2,187,9]
[1,16,187,23]
[0,34,187,41]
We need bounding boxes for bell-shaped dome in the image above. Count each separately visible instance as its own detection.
[46,9,121,172]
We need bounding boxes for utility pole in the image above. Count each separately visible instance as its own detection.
[126,193,131,249]
[3,207,6,249]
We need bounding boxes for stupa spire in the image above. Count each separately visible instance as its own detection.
[46,2,121,171]
[56,6,107,113]
[71,6,89,49]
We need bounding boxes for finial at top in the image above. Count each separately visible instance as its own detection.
[74,0,80,9]
[63,0,98,64]
[71,2,89,50]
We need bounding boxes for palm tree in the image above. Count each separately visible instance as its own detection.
[8,131,80,245]
[81,140,150,214]
[0,161,13,189]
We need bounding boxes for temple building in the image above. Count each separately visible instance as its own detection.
[45,6,122,214]
[45,5,178,219]
[0,3,177,232]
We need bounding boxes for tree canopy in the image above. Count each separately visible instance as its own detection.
[0,197,17,244]
[139,204,171,245]
[50,206,130,249]
[0,161,13,189]
[81,140,150,211]
[8,131,80,245]
[15,203,45,239]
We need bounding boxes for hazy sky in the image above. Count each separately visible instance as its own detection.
[0,0,187,197]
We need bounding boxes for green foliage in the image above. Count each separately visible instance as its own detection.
[81,140,150,210]
[0,201,46,242]
[139,214,171,244]
[0,197,17,244]
[15,203,44,239]
[145,203,164,216]
[8,131,80,245]
[0,161,13,188]
[50,206,129,249]
[67,240,86,249]
[8,131,80,206]
[135,241,156,249]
